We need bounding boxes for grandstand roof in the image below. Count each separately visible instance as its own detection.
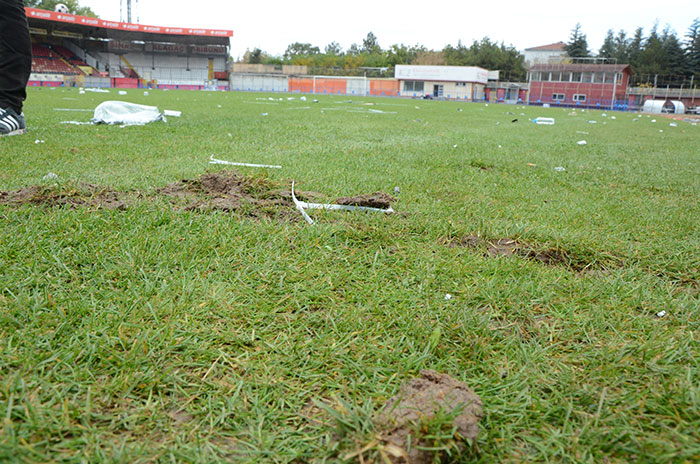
[25,7,232,46]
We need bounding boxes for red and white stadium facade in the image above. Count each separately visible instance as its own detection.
[26,7,233,90]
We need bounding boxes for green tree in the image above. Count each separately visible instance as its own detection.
[685,18,700,77]
[283,42,320,61]
[599,29,616,59]
[564,23,590,58]
[661,27,687,75]
[24,0,98,17]
[614,30,630,63]
[636,24,667,75]
[362,32,381,54]
[628,27,644,70]
[324,42,343,56]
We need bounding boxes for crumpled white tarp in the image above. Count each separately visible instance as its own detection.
[92,101,165,126]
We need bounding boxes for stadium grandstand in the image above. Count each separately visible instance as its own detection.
[25,7,232,90]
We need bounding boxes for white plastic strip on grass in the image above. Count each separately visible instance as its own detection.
[291,181,315,224]
[209,155,282,169]
[291,181,394,225]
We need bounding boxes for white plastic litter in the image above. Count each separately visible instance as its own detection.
[588,120,598,124]
[533,117,555,125]
[444,293,453,300]
[601,113,607,117]
[576,131,589,135]
[651,119,656,123]
[554,166,566,172]
[92,101,165,126]
[209,155,281,169]
[42,172,58,181]
[34,139,45,144]
[669,122,678,127]
[291,181,394,225]
[118,90,127,95]
[85,88,109,93]
[300,96,307,101]
[163,110,181,117]
[577,140,587,145]
[657,310,667,318]
[144,91,149,96]
[61,120,92,125]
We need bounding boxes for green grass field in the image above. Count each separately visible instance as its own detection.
[1,87,699,463]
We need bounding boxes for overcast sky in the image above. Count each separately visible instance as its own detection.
[82,0,698,59]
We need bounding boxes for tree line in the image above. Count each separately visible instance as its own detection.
[566,21,700,79]
[246,20,700,82]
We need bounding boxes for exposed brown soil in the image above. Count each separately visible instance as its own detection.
[0,183,126,210]
[335,192,395,209]
[376,370,483,464]
[447,235,586,270]
[0,171,396,222]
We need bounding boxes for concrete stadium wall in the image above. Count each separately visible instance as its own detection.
[231,74,289,92]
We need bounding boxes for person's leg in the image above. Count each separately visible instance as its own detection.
[0,0,32,118]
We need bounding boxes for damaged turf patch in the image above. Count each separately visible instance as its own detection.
[446,235,616,272]
[0,183,126,210]
[1,171,396,222]
[376,370,483,464]
[335,192,396,209]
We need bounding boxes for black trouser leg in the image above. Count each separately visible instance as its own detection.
[0,0,32,113]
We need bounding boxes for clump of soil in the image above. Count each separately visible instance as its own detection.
[335,192,395,209]
[376,370,483,464]
[0,183,126,210]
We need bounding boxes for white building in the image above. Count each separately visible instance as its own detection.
[523,42,566,66]
[395,65,489,100]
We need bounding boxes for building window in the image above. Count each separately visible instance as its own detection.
[582,72,593,83]
[571,72,582,82]
[573,94,586,102]
[593,73,604,83]
[552,93,565,101]
[404,81,424,92]
[456,82,468,87]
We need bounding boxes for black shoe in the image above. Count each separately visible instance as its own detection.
[0,107,27,136]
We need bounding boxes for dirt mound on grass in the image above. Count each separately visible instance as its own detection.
[158,171,323,217]
[335,192,395,209]
[376,370,483,464]
[0,183,126,210]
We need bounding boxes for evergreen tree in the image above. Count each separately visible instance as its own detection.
[599,29,616,59]
[628,27,644,71]
[685,18,700,77]
[661,27,687,75]
[636,24,667,75]
[564,23,590,58]
[614,30,630,63]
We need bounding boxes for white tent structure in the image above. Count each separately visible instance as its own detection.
[642,100,686,114]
